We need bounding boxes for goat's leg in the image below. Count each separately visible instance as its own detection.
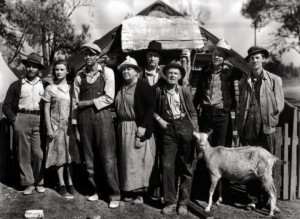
[216,179,223,206]
[261,177,278,216]
[205,176,220,212]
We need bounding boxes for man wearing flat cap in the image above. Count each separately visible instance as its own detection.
[154,61,199,215]
[237,45,284,210]
[72,43,120,208]
[193,38,241,147]
[3,53,48,195]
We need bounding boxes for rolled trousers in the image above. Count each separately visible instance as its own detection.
[13,113,44,186]
[162,116,196,205]
[78,109,120,201]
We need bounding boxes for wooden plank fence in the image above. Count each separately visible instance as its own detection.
[274,108,300,201]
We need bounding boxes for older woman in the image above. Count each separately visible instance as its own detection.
[115,56,156,204]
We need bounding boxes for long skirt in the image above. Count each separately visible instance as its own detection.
[118,121,156,191]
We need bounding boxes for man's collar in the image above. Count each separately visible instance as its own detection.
[163,84,180,94]
[22,76,41,85]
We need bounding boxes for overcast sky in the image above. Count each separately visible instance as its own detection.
[71,0,300,66]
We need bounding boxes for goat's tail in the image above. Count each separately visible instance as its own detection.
[275,158,287,165]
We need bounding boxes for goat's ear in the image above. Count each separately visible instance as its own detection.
[207,130,213,137]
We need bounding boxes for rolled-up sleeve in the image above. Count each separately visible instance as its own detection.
[72,76,81,124]
[92,67,115,110]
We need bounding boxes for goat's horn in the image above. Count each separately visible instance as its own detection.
[207,130,213,137]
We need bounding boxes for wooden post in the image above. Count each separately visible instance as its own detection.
[274,127,283,199]
[283,123,289,200]
[289,109,298,201]
[297,111,300,198]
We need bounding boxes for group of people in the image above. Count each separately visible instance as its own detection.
[2,38,284,215]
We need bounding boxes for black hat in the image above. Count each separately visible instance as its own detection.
[163,60,186,79]
[21,53,45,69]
[245,46,269,61]
[147,40,162,54]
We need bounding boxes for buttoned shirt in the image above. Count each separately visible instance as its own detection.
[18,77,44,110]
[163,86,182,118]
[72,64,115,124]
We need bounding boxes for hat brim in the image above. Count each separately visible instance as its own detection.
[163,64,186,79]
[208,45,233,56]
[117,63,143,73]
[245,49,269,61]
[21,59,45,70]
[81,47,101,55]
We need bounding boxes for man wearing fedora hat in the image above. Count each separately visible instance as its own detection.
[140,40,165,88]
[237,45,284,210]
[154,60,199,215]
[72,43,120,208]
[193,38,240,147]
[3,53,48,195]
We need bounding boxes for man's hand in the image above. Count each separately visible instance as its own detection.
[77,100,93,109]
[181,49,191,59]
[136,127,146,138]
[158,118,169,130]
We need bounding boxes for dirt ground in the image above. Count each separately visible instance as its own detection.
[1,180,300,219]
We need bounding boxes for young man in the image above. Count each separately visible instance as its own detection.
[193,38,240,146]
[154,61,198,215]
[72,43,120,208]
[238,46,284,210]
[3,53,47,195]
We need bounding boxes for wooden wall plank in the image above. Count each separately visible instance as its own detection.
[297,111,300,198]
[283,123,289,200]
[289,109,298,201]
[274,127,283,199]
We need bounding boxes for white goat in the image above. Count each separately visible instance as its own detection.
[194,132,285,216]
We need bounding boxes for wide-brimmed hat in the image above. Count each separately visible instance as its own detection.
[147,40,162,54]
[81,43,101,54]
[245,46,269,61]
[208,38,232,56]
[163,60,186,79]
[117,56,143,72]
[21,53,45,70]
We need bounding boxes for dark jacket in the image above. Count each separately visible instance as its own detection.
[2,78,49,125]
[193,63,240,111]
[155,84,199,132]
[115,79,156,141]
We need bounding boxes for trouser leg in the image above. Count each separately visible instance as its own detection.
[30,115,44,185]
[94,110,120,201]
[211,112,229,146]
[162,124,178,205]
[78,119,96,194]
[14,114,34,186]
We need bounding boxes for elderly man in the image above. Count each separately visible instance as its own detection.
[237,46,284,210]
[193,38,240,147]
[3,53,48,195]
[154,61,198,215]
[72,43,120,208]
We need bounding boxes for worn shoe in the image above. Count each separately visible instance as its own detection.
[246,203,256,211]
[178,204,188,215]
[67,185,77,195]
[161,203,176,215]
[123,197,133,202]
[133,196,144,204]
[87,194,99,201]
[23,185,35,195]
[36,185,46,193]
[58,185,74,199]
[109,200,120,209]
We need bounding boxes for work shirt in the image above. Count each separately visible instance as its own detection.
[203,67,226,109]
[72,64,115,124]
[18,77,44,111]
[163,86,183,119]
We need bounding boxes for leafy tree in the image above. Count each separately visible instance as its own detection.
[241,0,300,55]
[3,0,91,67]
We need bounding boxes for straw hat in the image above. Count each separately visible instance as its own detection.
[208,38,232,56]
[117,56,142,72]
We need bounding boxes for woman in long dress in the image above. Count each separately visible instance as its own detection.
[115,56,156,204]
[43,56,78,198]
